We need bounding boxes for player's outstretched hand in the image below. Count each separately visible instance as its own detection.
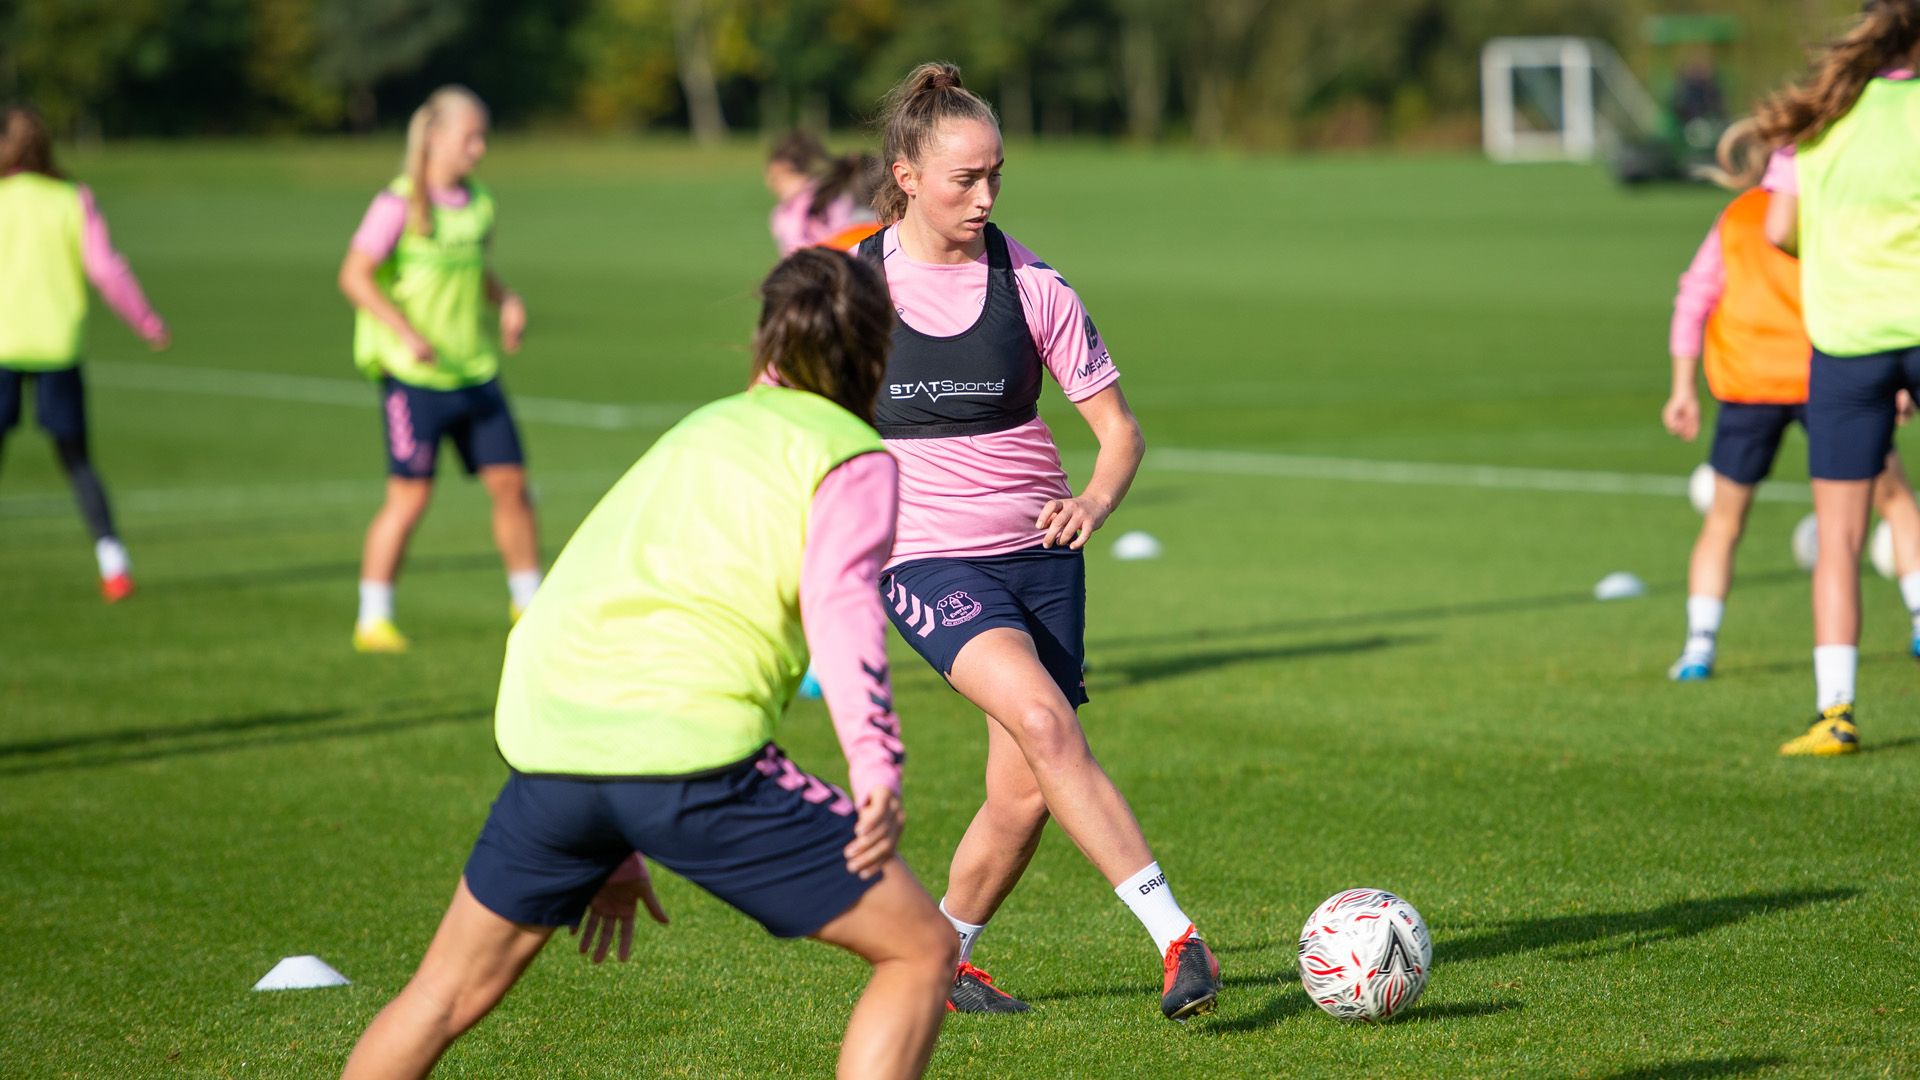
[844,788,903,880]
[500,293,527,354]
[1037,494,1112,550]
[1662,391,1700,441]
[572,853,668,964]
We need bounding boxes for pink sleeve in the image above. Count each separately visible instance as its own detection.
[1670,221,1726,362]
[800,451,905,802]
[1010,246,1121,402]
[1761,147,1798,196]
[770,189,814,257]
[77,187,166,344]
[350,192,409,261]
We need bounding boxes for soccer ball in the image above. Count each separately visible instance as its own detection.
[1792,513,1819,572]
[1297,889,1431,1022]
[1689,463,1716,514]
[1870,519,1896,580]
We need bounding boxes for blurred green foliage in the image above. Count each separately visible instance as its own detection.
[0,0,1863,143]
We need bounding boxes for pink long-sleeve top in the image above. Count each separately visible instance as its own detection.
[800,450,906,801]
[77,186,166,343]
[1670,222,1726,362]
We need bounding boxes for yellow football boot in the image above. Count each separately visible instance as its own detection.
[353,618,411,655]
[1779,704,1860,757]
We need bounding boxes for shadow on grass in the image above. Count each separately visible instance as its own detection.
[0,701,489,777]
[1086,571,1805,651]
[1204,994,1519,1036]
[1598,1055,1787,1079]
[1864,734,1920,755]
[1444,888,1859,964]
[1095,634,1415,687]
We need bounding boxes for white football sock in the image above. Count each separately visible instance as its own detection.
[358,580,394,627]
[508,569,543,611]
[95,537,129,579]
[1813,645,1857,710]
[940,899,986,966]
[1115,862,1194,956]
[1901,572,1920,629]
[1684,595,1723,655]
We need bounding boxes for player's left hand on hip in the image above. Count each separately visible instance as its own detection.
[572,853,668,964]
[1037,495,1109,550]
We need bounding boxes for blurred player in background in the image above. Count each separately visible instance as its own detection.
[338,85,539,654]
[341,249,952,1080]
[0,105,169,602]
[858,63,1219,1021]
[1753,0,1920,754]
[1662,118,1920,683]
[766,131,862,255]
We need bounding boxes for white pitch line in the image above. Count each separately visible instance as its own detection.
[0,469,623,523]
[1147,447,1812,504]
[87,361,698,431]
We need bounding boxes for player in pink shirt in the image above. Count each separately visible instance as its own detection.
[0,105,169,602]
[859,63,1219,1021]
[765,131,861,256]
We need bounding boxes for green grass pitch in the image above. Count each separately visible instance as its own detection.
[1,139,1916,1078]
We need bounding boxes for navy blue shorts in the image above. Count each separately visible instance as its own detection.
[884,545,1088,708]
[380,377,524,479]
[1708,402,1805,486]
[0,366,87,441]
[1808,345,1920,481]
[462,745,875,937]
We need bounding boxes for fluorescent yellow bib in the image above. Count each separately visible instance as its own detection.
[353,178,501,389]
[495,386,886,777]
[0,174,87,369]
[1797,79,1920,356]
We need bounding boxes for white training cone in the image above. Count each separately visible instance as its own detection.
[1112,531,1162,561]
[253,955,351,991]
[1593,571,1647,601]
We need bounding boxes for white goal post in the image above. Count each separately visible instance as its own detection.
[1480,36,1664,163]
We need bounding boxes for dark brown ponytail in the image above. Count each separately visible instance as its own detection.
[751,248,893,424]
[873,62,998,224]
[808,151,882,220]
[768,130,828,173]
[0,105,63,179]
[1755,0,1920,146]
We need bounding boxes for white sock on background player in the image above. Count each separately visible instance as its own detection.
[95,537,129,579]
[508,569,542,612]
[1901,572,1920,631]
[1683,595,1722,659]
[1116,862,1194,955]
[1814,644,1857,710]
[941,898,986,965]
[358,580,394,628]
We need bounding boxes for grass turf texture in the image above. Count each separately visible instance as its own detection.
[2,140,1916,1079]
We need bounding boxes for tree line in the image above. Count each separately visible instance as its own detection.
[0,0,1860,145]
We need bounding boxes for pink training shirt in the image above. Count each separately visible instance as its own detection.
[770,184,856,257]
[350,186,473,261]
[75,186,166,344]
[799,450,905,801]
[872,224,1121,568]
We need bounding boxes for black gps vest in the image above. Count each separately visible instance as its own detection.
[857,223,1042,440]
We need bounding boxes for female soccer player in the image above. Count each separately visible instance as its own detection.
[766,131,860,255]
[855,63,1219,1020]
[0,104,168,601]
[1663,120,1920,682]
[339,86,540,653]
[1751,0,1920,754]
[341,248,954,1080]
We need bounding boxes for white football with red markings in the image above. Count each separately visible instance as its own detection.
[1297,888,1432,1022]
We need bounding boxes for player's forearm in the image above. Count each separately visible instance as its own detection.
[339,266,420,341]
[1080,415,1145,515]
[1669,353,1701,398]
